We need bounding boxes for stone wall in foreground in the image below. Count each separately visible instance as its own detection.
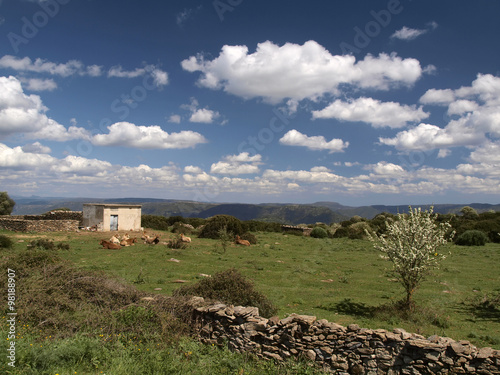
[188,298,500,374]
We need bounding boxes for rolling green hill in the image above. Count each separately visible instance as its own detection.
[10,196,500,225]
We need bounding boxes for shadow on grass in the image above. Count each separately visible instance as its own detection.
[317,298,452,329]
[459,294,500,323]
[317,298,374,317]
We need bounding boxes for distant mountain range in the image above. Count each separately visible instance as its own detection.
[10,196,500,225]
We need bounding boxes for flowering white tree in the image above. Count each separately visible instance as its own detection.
[368,206,454,307]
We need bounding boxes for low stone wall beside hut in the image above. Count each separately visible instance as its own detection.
[0,211,82,232]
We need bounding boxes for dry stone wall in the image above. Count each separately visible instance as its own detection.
[0,212,82,232]
[188,298,500,375]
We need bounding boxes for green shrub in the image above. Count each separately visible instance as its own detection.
[368,213,396,235]
[244,220,281,232]
[240,232,257,244]
[167,234,188,249]
[186,217,207,228]
[488,231,500,243]
[27,238,55,250]
[0,234,13,249]
[26,239,70,251]
[173,268,278,318]
[198,215,245,239]
[310,227,328,238]
[455,230,489,246]
[171,221,193,234]
[141,215,170,231]
[56,242,70,250]
[332,226,349,238]
[347,221,372,240]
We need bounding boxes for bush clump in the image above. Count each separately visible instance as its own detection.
[244,220,281,232]
[171,221,194,235]
[455,230,489,246]
[0,250,191,342]
[198,215,246,239]
[141,215,170,231]
[173,268,278,318]
[240,232,258,244]
[310,227,328,238]
[0,234,13,249]
[27,239,70,250]
[166,234,188,249]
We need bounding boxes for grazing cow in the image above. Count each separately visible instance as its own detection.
[235,235,250,246]
[180,233,191,243]
[100,239,121,250]
[109,235,120,244]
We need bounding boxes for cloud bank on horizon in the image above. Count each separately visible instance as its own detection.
[0,0,499,205]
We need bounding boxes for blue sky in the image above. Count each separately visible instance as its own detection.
[0,0,499,206]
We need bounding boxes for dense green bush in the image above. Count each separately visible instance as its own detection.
[0,191,15,215]
[27,239,70,251]
[166,234,188,249]
[347,222,372,240]
[0,234,13,249]
[455,230,489,246]
[198,215,246,239]
[489,231,500,243]
[240,232,258,244]
[141,215,170,231]
[369,213,396,235]
[171,221,193,234]
[173,268,278,318]
[244,220,281,232]
[310,227,328,238]
[186,217,207,228]
[332,226,349,238]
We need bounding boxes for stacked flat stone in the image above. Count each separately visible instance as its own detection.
[188,297,500,374]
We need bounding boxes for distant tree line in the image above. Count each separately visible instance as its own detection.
[142,206,499,246]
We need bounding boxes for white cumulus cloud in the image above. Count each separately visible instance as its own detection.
[22,78,57,91]
[312,97,428,128]
[385,74,500,152]
[21,142,51,154]
[0,75,89,141]
[91,122,207,149]
[182,40,423,103]
[189,108,220,123]
[210,152,262,175]
[279,129,348,153]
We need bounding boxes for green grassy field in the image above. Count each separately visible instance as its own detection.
[3,228,499,350]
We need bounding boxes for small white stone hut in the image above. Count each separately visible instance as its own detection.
[82,203,142,232]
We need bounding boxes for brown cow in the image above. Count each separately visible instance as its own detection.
[145,235,160,245]
[235,235,250,246]
[120,237,137,246]
[100,239,121,249]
